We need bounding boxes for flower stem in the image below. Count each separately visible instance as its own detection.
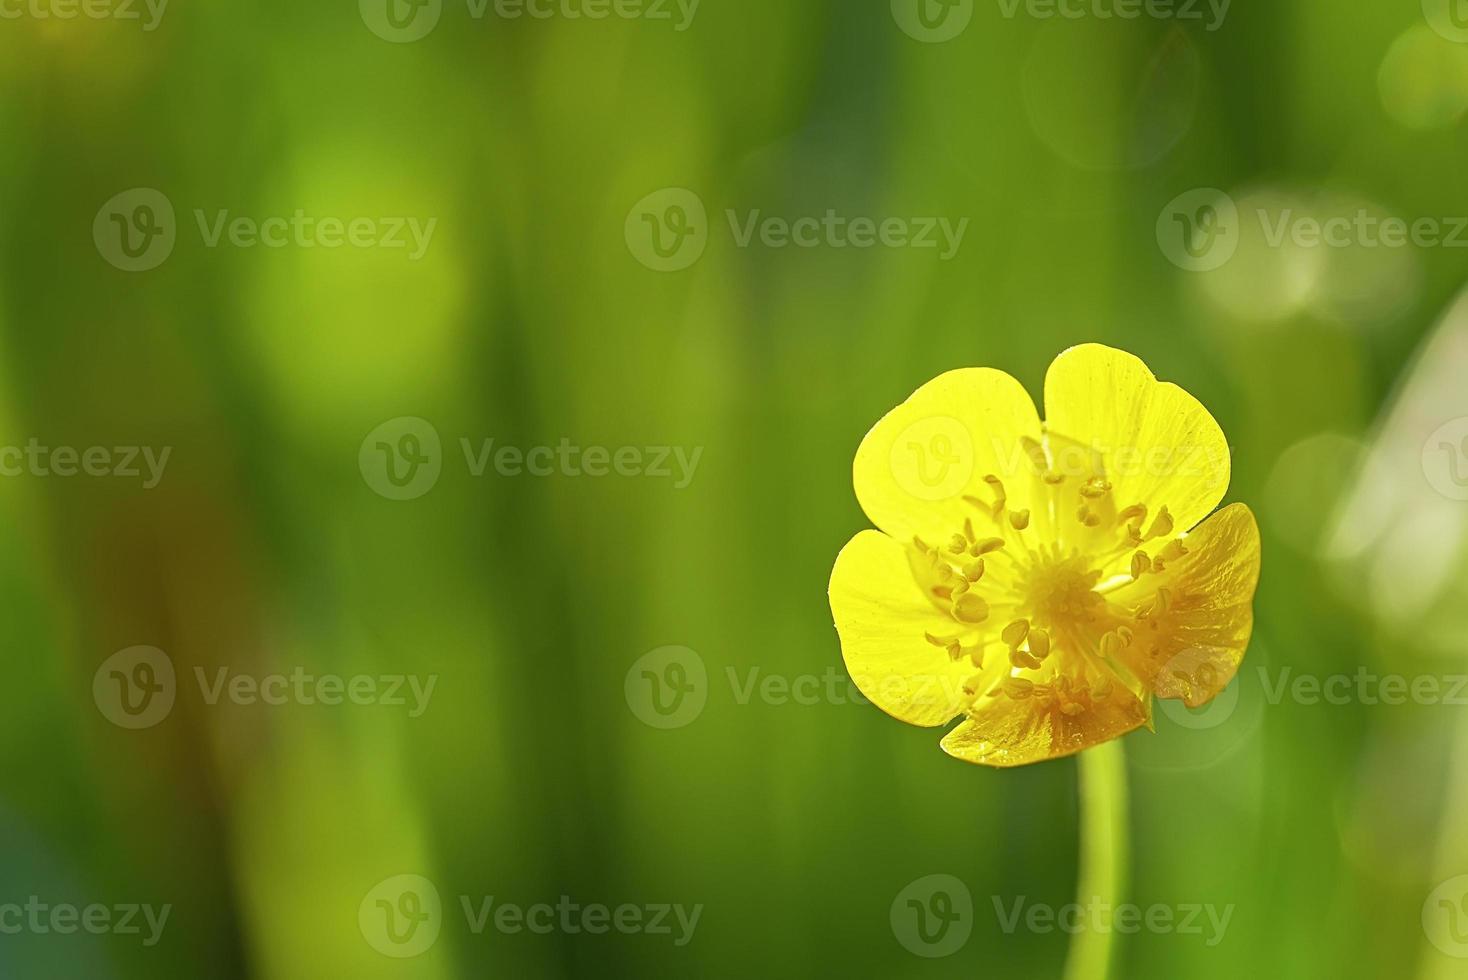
[1062,739,1130,980]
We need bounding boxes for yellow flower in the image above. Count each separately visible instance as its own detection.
[829,344,1261,767]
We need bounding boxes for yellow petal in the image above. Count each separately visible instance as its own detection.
[1043,344,1231,536]
[1111,503,1261,707]
[854,368,1043,545]
[829,530,977,727]
[939,683,1149,767]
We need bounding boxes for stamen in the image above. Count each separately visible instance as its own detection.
[948,534,968,554]
[1009,509,1031,531]
[971,537,1005,556]
[1000,677,1035,700]
[1009,648,1043,670]
[1028,629,1051,660]
[962,559,986,582]
[1116,503,1148,526]
[952,593,990,624]
[1002,619,1031,648]
[1146,506,1174,540]
[1079,477,1112,499]
[1158,538,1188,562]
[1130,551,1151,578]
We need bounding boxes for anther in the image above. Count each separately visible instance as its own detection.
[962,559,986,582]
[1116,504,1148,526]
[1009,509,1031,531]
[1130,551,1151,579]
[1146,506,1174,540]
[1002,619,1030,648]
[971,537,1005,556]
[952,593,990,624]
[1002,677,1035,700]
[1009,648,1043,670]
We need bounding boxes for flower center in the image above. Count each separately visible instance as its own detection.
[1017,556,1105,632]
[912,434,1193,717]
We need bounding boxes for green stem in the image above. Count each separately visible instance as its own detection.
[1062,739,1130,980]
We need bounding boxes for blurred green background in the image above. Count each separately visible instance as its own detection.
[3,0,1468,977]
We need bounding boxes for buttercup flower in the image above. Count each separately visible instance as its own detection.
[829,345,1260,766]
